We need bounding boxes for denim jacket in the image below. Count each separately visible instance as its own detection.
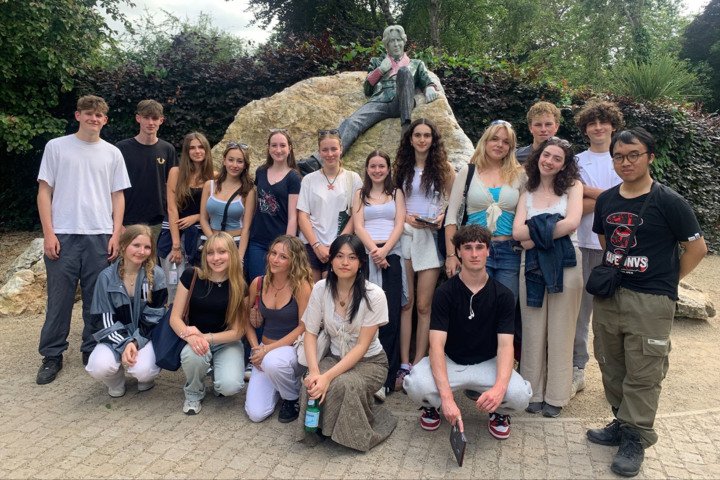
[524,213,577,307]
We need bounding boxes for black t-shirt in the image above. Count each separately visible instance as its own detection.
[116,137,177,225]
[180,268,229,333]
[592,182,702,300]
[250,167,301,245]
[430,275,515,365]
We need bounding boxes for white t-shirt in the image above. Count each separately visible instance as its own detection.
[575,150,621,249]
[297,169,362,245]
[37,134,131,234]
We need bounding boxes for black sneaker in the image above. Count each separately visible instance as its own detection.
[36,356,63,385]
[82,351,90,366]
[278,399,300,423]
[464,389,481,401]
[611,428,645,477]
[587,419,622,446]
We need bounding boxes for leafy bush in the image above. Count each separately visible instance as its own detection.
[609,54,705,102]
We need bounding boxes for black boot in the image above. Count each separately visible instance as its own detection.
[611,428,644,477]
[587,418,622,446]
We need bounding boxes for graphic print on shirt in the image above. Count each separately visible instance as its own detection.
[604,211,649,273]
[258,189,279,215]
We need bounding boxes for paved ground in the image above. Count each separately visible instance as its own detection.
[2,310,720,479]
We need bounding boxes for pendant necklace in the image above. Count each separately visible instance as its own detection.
[338,289,351,307]
[270,279,289,297]
[321,168,341,190]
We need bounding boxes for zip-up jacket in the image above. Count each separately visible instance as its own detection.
[90,262,168,360]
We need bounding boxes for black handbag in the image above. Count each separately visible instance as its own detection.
[586,183,656,298]
[152,269,197,371]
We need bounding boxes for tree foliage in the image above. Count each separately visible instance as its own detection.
[0,0,131,153]
[681,0,720,112]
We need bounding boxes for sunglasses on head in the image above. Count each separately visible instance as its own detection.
[227,141,248,149]
[318,129,340,137]
[546,136,571,148]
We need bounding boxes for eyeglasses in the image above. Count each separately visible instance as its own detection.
[227,141,248,149]
[490,120,511,126]
[546,136,571,148]
[612,151,648,164]
[318,129,340,137]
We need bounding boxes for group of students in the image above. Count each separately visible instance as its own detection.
[35,94,706,477]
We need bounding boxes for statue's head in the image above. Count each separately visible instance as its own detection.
[382,25,407,60]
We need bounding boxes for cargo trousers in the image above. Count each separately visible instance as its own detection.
[592,287,675,448]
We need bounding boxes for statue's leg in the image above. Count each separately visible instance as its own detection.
[338,101,394,153]
[396,67,416,126]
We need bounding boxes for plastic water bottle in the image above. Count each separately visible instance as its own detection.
[168,263,178,285]
[427,190,442,219]
[304,399,320,432]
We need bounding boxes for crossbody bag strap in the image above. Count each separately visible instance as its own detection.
[181,269,198,325]
[220,187,243,232]
[611,182,657,269]
[461,163,475,226]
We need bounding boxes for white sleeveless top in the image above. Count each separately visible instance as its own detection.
[526,191,577,244]
[405,168,434,216]
[363,198,396,241]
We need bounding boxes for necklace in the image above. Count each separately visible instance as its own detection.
[321,168,341,190]
[210,277,227,287]
[338,289,352,307]
[270,279,289,297]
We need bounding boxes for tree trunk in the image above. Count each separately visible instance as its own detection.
[429,0,441,48]
[377,0,395,24]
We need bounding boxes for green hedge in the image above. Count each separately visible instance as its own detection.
[2,34,718,250]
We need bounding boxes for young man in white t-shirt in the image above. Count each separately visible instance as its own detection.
[36,95,131,385]
[571,99,624,396]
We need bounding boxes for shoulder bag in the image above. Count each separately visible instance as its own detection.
[152,269,197,371]
[586,183,656,298]
[249,276,264,329]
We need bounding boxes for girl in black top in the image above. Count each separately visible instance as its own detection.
[170,232,248,415]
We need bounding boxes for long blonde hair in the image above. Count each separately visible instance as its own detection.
[176,132,214,210]
[118,224,156,302]
[263,235,313,297]
[470,123,523,186]
[198,232,248,334]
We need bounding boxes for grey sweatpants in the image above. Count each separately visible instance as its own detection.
[39,234,109,358]
[404,356,532,415]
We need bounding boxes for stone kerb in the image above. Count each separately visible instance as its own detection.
[211,71,475,175]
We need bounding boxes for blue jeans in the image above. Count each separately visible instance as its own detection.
[245,241,269,282]
[181,341,245,401]
[487,239,521,303]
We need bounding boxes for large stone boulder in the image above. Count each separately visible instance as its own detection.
[211,71,474,175]
[676,281,716,321]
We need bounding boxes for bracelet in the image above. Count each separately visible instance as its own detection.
[209,333,214,346]
[446,253,457,258]
[312,242,321,248]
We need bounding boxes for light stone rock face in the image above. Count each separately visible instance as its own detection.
[2,237,43,283]
[677,281,716,321]
[211,71,474,176]
[0,269,46,316]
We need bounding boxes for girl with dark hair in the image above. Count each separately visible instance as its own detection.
[160,132,215,302]
[353,150,406,396]
[299,234,397,452]
[393,118,455,391]
[297,130,362,281]
[245,130,302,281]
[86,225,168,397]
[513,137,583,418]
[244,235,313,423]
[199,142,254,258]
[170,232,248,415]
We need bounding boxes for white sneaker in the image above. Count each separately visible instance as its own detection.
[138,380,155,392]
[183,399,202,415]
[108,383,126,398]
[244,364,252,382]
[571,367,586,398]
[374,387,386,403]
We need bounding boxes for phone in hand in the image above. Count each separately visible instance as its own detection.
[415,216,439,226]
[450,424,467,467]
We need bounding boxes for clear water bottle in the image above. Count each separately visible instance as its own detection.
[427,190,442,220]
[168,263,178,285]
[304,398,320,432]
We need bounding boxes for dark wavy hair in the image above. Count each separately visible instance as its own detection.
[262,129,297,170]
[359,149,394,207]
[574,99,625,136]
[525,137,580,195]
[394,118,451,197]
[326,234,371,323]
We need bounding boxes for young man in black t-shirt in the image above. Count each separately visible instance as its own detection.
[117,100,177,240]
[403,225,531,440]
[587,128,707,477]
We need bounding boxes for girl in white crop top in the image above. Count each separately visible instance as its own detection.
[392,118,455,389]
[512,137,583,418]
[353,150,406,392]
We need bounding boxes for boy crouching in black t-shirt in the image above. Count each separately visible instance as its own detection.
[403,225,532,440]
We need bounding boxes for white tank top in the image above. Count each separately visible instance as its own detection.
[405,168,434,216]
[363,199,396,241]
[526,191,577,244]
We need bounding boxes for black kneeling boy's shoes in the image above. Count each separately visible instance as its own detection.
[611,428,645,477]
[36,356,63,385]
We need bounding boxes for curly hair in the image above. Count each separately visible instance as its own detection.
[574,99,625,136]
[359,149,394,207]
[262,129,297,170]
[394,118,451,196]
[525,137,580,195]
[118,224,156,302]
[216,144,253,198]
[470,122,524,185]
[526,101,561,125]
[198,232,248,334]
[263,235,313,297]
[176,132,215,210]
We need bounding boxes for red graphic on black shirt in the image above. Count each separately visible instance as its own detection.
[604,211,648,273]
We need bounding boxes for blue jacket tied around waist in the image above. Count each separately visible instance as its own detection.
[524,213,577,307]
